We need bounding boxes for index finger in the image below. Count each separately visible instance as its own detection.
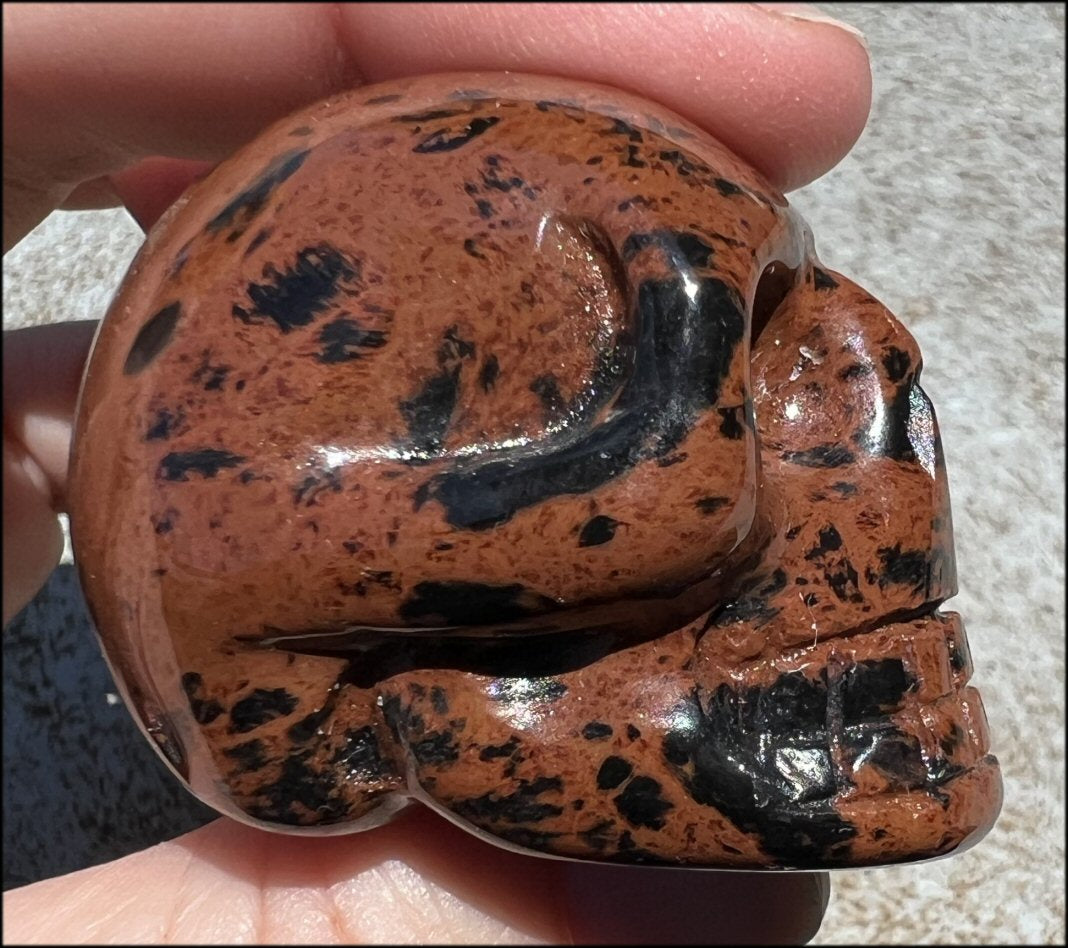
[2,3,870,229]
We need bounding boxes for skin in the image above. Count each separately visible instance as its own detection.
[2,3,870,943]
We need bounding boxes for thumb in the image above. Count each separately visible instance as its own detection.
[2,321,97,625]
[3,805,830,944]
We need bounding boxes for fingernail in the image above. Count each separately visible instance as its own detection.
[561,863,831,945]
[755,3,869,53]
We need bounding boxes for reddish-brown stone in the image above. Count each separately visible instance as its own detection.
[69,72,1001,868]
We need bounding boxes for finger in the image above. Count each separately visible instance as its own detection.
[4,2,869,246]
[341,2,871,191]
[58,157,215,222]
[57,176,121,211]
[561,862,830,944]
[109,157,216,230]
[2,806,829,944]
[2,437,63,627]
[2,322,97,625]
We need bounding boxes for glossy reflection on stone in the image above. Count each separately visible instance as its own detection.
[69,72,1001,869]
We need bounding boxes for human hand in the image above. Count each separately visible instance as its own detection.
[3,3,869,942]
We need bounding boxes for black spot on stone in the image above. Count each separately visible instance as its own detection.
[293,468,342,506]
[479,736,520,761]
[286,701,335,744]
[317,317,387,363]
[661,679,857,865]
[124,301,181,374]
[882,347,911,382]
[627,724,641,741]
[464,238,486,259]
[190,699,222,725]
[621,230,714,269]
[229,688,299,734]
[785,525,803,540]
[813,268,839,290]
[714,177,744,196]
[332,726,391,782]
[596,756,633,790]
[839,659,913,721]
[853,375,921,463]
[940,723,966,757]
[582,722,614,740]
[622,144,646,167]
[146,408,181,441]
[430,686,449,715]
[614,775,673,829]
[411,730,460,766]
[244,228,272,257]
[874,544,930,593]
[803,593,820,606]
[579,515,619,547]
[180,672,224,725]
[530,374,565,416]
[232,244,357,333]
[400,580,557,626]
[579,819,616,851]
[839,363,873,381]
[400,366,462,456]
[413,115,500,152]
[224,739,268,773]
[711,568,787,628]
[718,405,745,439]
[824,558,864,603]
[475,198,494,219]
[208,149,308,232]
[480,161,527,193]
[158,449,245,481]
[601,118,641,142]
[831,482,858,496]
[365,93,403,105]
[782,444,856,468]
[381,695,423,740]
[452,775,564,824]
[847,727,928,789]
[696,496,729,515]
[478,354,500,391]
[657,149,704,177]
[192,358,230,391]
[805,525,843,560]
[247,750,347,825]
[393,108,464,123]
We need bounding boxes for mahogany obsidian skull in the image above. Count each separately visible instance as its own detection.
[69,72,1002,869]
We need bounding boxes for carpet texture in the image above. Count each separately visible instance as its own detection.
[3,3,1064,943]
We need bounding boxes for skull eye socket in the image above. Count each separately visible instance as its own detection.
[751,260,797,345]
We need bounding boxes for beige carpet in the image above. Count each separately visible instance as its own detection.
[4,3,1064,943]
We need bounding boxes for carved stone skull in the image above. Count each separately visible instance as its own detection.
[69,72,1002,869]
